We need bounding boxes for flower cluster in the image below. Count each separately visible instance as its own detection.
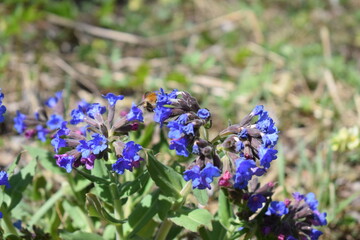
[153,89,220,189]
[219,105,279,190]
[259,192,327,240]
[51,93,144,173]
[13,91,64,142]
[0,89,6,123]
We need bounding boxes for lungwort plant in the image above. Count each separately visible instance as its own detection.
[0,88,327,239]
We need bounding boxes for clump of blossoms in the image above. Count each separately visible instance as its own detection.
[13,91,64,142]
[153,89,221,189]
[218,105,278,189]
[256,192,327,240]
[51,93,144,173]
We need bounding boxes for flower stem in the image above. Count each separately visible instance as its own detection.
[155,181,192,240]
[109,175,124,240]
[2,211,18,235]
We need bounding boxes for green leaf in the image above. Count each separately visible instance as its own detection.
[75,168,110,184]
[119,171,150,197]
[127,193,159,238]
[5,157,37,211]
[7,152,22,174]
[169,208,213,232]
[193,188,209,206]
[59,231,103,240]
[137,122,156,148]
[86,193,126,225]
[199,221,228,240]
[92,160,112,203]
[218,189,233,228]
[157,194,173,220]
[63,200,91,231]
[145,151,185,199]
[24,146,63,174]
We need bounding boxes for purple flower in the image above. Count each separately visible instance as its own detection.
[265,201,289,216]
[258,146,278,169]
[55,154,75,173]
[0,105,6,123]
[36,125,49,142]
[313,210,327,226]
[197,108,210,119]
[248,194,266,212]
[183,163,221,189]
[102,93,124,107]
[45,91,62,108]
[169,137,189,157]
[292,192,305,202]
[51,135,67,153]
[46,114,64,130]
[0,171,10,188]
[14,111,26,133]
[127,103,143,122]
[80,154,96,170]
[88,133,107,155]
[86,103,106,119]
[233,158,256,189]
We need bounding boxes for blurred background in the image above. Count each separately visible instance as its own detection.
[1,0,360,239]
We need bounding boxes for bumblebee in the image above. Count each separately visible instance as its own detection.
[137,91,157,112]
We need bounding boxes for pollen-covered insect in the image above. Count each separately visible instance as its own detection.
[137,91,157,112]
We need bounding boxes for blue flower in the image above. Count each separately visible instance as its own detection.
[256,111,278,134]
[251,105,264,116]
[183,163,221,189]
[238,128,248,138]
[46,114,64,130]
[86,103,106,119]
[197,109,210,119]
[154,89,177,124]
[313,210,327,226]
[13,220,22,230]
[70,108,85,125]
[176,114,188,124]
[265,201,289,216]
[127,103,144,122]
[192,143,200,154]
[292,192,305,202]
[14,111,26,133]
[112,158,132,174]
[233,158,256,189]
[167,121,183,139]
[88,133,107,155]
[45,91,62,108]
[258,146,278,169]
[235,141,244,152]
[262,132,279,148]
[122,141,142,161]
[0,212,2,219]
[0,105,6,123]
[55,154,75,173]
[76,140,91,158]
[0,171,10,188]
[309,229,323,240]
[169,137,189,157]
[56,121,70,136]
[305,192,318,211]
[36,125,49,142]
[102,93,124,107]
[248,194,266,212]
[286,236,297,240]
[183,123,194,135]
[51,134,67,153]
